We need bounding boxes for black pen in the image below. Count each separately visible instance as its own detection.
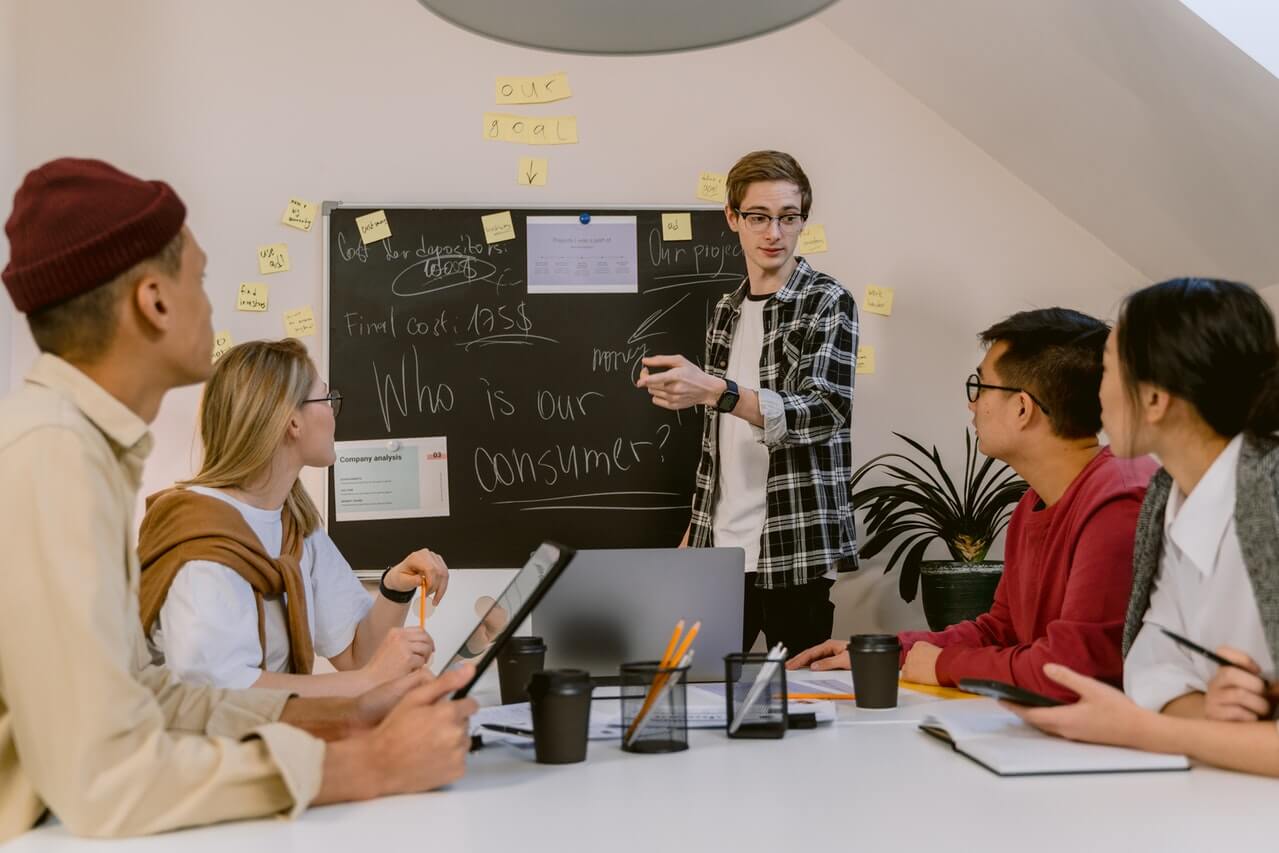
[1159,626,1251,672]
[480,723,534,737]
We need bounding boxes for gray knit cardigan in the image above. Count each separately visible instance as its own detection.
[1122,435,1279,663]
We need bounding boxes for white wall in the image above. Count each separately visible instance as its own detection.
[9,0,1145,634]
[0,2,18,395]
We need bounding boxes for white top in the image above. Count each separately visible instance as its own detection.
[713,295,769,574]
[1125,435,1273,710]
[149,486,373,689]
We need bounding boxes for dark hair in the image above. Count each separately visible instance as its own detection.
[979,308,1110,440]
[1117,278,1279,439]
[26,230,184,363]
[726,150,813,216]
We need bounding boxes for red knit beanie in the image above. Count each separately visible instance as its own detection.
[2,158,186,313]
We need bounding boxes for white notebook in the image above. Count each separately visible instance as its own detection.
[919,700,1190,776]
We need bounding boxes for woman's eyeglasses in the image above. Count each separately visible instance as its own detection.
[302,389,343,417]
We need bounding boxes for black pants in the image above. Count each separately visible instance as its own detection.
[742,574,835,654]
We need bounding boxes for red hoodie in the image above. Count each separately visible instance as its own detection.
[898,448,1157,702]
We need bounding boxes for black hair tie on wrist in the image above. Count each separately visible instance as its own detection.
[379,567,416,604]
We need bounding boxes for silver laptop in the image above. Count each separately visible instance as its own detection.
[533,547,744,682]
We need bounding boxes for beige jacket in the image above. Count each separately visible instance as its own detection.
[0,355,324,842]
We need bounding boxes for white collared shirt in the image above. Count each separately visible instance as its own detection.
[1125,435,1273,710]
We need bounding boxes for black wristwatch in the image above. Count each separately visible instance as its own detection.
[379,567,416,604]
[715,378,740,413]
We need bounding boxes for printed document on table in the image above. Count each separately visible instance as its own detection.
[526,215,638,294]
[333,436,449,521]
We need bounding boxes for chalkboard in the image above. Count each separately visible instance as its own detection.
[325,206,747,568]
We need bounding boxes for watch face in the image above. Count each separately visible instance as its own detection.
[717,390,740,412]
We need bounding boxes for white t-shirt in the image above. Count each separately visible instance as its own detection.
[1124,435,1273,710]
[149,486,373,689]
[713,295,770,573]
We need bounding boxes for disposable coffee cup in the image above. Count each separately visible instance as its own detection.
[527,669,592,764]
[497,636,547,705]
[848,634,901,709]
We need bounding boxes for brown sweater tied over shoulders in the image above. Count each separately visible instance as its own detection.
[138,487,314,675]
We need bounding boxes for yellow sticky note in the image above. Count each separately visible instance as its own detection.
[281,198,317,232]
[212,330,234,363]
[355,210,392,244]
[696,172,728,203]
[518,157,548,186]
[284,306,316,338]
[495,72,572,105]
[481,211,516,244]
[257,243,290,275]
[661,213,692,241]
[856,345,876,375]
[865,285,895,316]
[236,282,269,312]
[529,116,578,145]
[798,224,828,254]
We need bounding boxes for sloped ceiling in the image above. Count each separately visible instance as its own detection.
[819,0,1279,287]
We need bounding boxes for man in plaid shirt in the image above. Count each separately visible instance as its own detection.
[638,151,859,653]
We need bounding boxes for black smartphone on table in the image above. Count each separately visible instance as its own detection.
[958,678,1063,707]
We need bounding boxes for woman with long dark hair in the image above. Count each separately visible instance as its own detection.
[1009,278,1279,775]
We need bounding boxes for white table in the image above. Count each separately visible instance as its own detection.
[9,694,1278,853]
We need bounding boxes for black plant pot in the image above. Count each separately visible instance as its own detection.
[919,561,1004,631]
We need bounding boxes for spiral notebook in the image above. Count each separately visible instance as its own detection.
[919,700,1190,776]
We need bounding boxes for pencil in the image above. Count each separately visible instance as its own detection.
[659,620,685,670]
[787,693,857,701]
[419,577,427,629]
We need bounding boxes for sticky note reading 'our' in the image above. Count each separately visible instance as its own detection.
[236,282,269,312]
[495,72,572,105]
[865,285,895,316]
[662,213,692,241]
[518,157,548,186]
[857,345,876,375]
[482,113,578,145]
[797,224,828,254]
[284,306,316,338]
[212,330,234,363]
[696,172,728,203]
[482,211,516,244]
[281,198,317,232]
[257,244,290,275]
[356,210,392,244]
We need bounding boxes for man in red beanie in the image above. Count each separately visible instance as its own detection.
[0,158,477,842]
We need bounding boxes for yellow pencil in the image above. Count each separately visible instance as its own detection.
[658,619,685,670]
[787,692,857,701]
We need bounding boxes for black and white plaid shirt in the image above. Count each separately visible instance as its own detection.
[688,258,859,589]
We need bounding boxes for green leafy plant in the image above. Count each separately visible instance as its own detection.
[851,431,1028,602]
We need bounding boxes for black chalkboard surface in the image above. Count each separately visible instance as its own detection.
[325,206,746,568]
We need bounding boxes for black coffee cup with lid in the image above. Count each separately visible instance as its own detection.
[848,634,901,709]
[496,636,547,705]
[527,669,592,764]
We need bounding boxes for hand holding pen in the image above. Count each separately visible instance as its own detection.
[1159,627,1276,722]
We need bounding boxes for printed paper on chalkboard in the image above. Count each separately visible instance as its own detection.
[334,437,450,521]
[526,215,638,294]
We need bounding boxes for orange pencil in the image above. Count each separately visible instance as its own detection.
[787,693,857,701]
[419,577,427,629]
[658,619,685,670]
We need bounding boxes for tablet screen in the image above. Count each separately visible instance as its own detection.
[444,541,575,696]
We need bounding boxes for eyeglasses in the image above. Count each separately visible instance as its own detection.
[733,209,808,234]
[965,373,1051,416]
[302,389,343,417]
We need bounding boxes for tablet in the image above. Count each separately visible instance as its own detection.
[446,541,576,698]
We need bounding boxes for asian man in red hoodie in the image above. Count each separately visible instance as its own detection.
[788,308,1157,701]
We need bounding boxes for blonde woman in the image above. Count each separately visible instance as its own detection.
[138,338,449,697]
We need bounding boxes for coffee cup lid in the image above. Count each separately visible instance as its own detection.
[527,669,591,697]
[849,633,901,652]
[507,636,547,653]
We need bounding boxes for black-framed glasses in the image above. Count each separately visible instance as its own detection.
[733,209,808,234]
[302,389,343,417]
[965,373,1051,416]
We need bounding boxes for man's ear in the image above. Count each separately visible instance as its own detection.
[131,268,172,335]
[724,204,739,233]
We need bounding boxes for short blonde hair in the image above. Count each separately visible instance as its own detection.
[726,150,812,216]
[181,338,322,536]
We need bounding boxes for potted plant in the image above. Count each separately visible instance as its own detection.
[850,431,1028,631]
